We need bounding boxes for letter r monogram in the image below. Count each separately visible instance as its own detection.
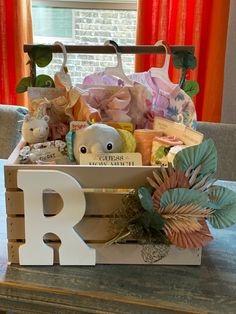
[17,170,96,265]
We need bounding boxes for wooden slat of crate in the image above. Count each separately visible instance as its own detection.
[8,242,202,265]
[5,162,202,265]
[4,164,158,189]
[7,217,115,241]
[6,191,125,216]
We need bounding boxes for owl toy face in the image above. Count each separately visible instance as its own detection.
[66,123,136,164]
[73,124,123,162]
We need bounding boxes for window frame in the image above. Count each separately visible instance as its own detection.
[32,0,137,11]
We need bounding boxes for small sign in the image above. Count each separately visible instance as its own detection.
[80,153,142,166]
[70,121,134,133]
[154,117,203,146]
[70,121,90,131]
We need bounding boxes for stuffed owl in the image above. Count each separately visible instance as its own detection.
[66,123,136,163]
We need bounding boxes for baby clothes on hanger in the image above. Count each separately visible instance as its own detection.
[81,79,153,128]
[54,41,72,91]
[80,40,152,128]
[81,86,131,122]
[129,40,197,129]
[29,42,102,140]
[128,71,197,129]
[82,40,197,130]
[83,72,126,87]
[83,40,132,87]
[82,70,196,130]
[78,85,152,128]
[103,40,134,86]
[128,70,197,129]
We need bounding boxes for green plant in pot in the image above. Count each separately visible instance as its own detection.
[172,51,199,97]
[16,45,55,93]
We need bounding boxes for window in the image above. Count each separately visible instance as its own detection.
[33,7,75,42]
[32,0,137,84]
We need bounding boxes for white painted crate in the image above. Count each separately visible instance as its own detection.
[5,143,201,265]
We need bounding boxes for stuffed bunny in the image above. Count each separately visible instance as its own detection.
[21,114,50,144]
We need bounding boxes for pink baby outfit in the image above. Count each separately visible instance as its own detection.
[129,71,197,129]
[83,71,197,129]
[83,71,126,87]
[82,86,132,123]
[79,83,152,128]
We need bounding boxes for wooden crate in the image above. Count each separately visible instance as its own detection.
[4,145,202,265]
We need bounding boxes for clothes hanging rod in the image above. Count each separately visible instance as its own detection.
[24,44,194,54]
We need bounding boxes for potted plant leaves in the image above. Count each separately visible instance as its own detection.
[172,51,200,97]
[16,44,55,93]
[16,44,67,104]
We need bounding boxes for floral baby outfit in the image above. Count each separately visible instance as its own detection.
[83,71,126,87]
[129,71,197,129]
[82,71,197,129]
[79,82,153,128]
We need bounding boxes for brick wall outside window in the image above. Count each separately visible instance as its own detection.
[33,8,137,85]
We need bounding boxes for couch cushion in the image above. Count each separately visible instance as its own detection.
[197,121,236,181]
[0,105,28,159]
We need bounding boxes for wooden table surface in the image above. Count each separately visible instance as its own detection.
[0,160,236,314]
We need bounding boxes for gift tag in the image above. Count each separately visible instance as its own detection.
[80,152,142,166]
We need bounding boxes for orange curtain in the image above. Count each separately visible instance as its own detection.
[0,0,33,106]
[135,0,230,122]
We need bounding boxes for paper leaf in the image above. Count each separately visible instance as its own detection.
[166,219,213,248]
[152,166,190,210]
[160,188,209,209]
[207,186,236,228]
[173,139,217,184]
[184,80,200,97]
[208,186,236,207]
[159,203,213,234]
[138,187,154,213]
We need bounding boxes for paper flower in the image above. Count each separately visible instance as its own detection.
[108,139,236,251]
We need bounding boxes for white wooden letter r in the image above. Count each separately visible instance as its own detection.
[17,169,96,265]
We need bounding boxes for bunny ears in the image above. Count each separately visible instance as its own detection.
[23,114,50,123]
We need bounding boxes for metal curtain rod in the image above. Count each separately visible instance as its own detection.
[24,44,194,54]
